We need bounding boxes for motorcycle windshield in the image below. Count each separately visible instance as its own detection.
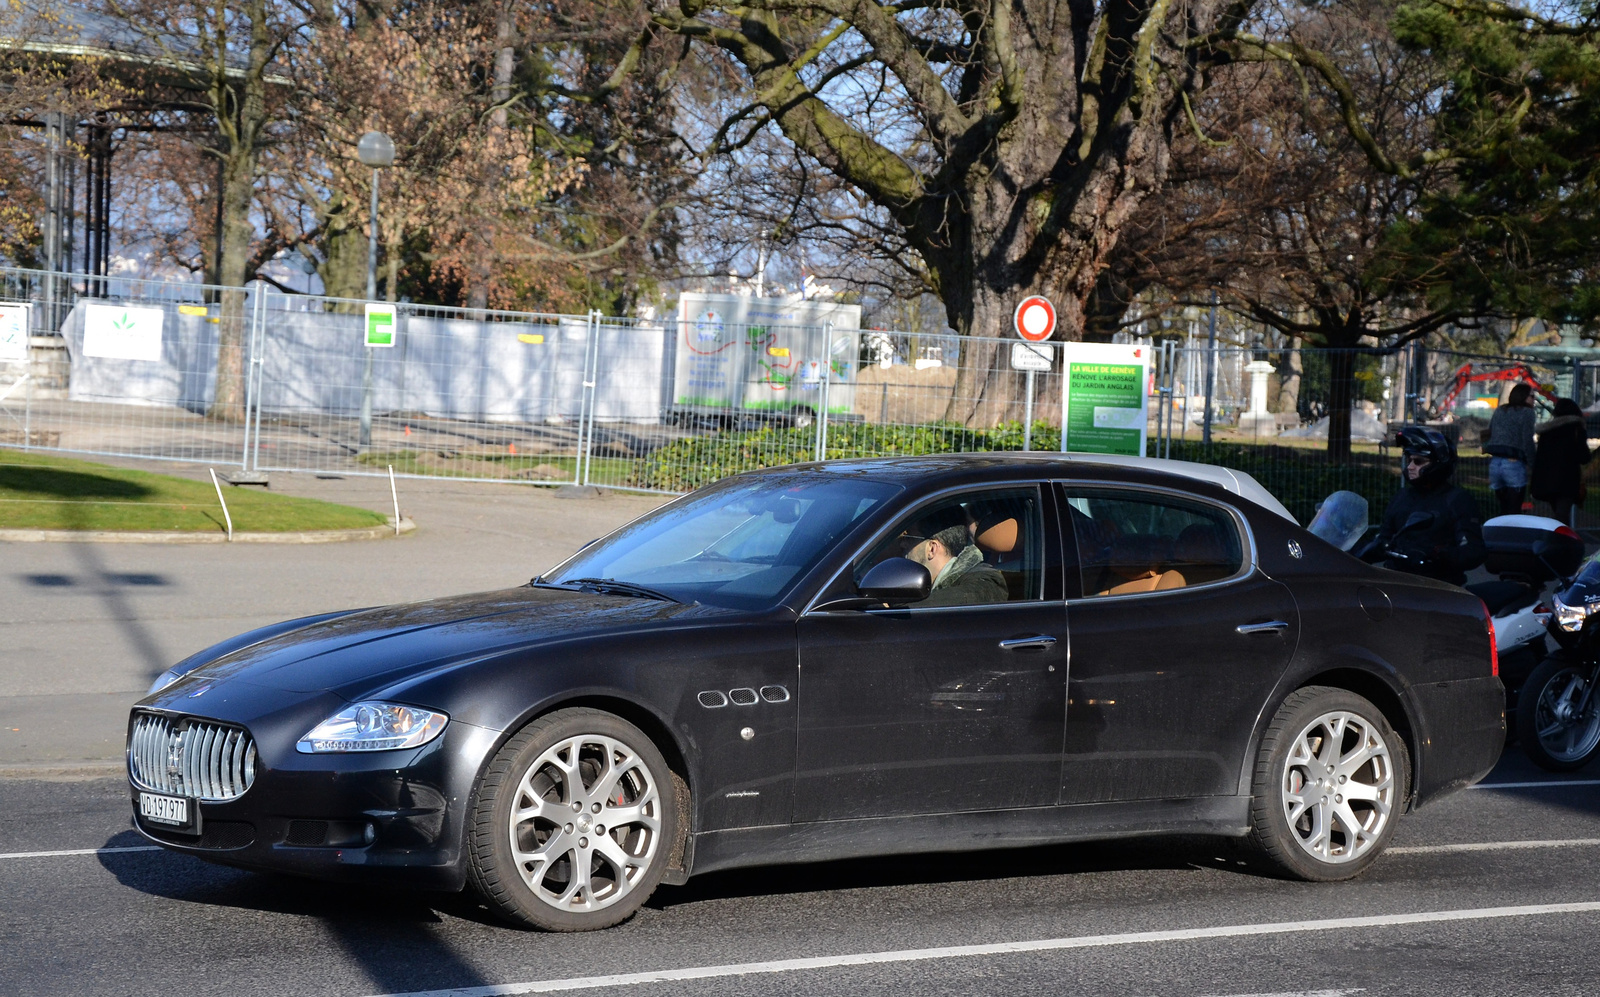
[1559,552,1600,606]
[1307,491,1370,552]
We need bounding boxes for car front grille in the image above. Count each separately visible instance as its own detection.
[128,712,257,802]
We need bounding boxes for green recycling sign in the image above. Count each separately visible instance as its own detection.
[1060,343,1150,455]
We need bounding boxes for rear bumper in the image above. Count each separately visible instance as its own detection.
[128,720,500,891]
[1411,675,1505,807]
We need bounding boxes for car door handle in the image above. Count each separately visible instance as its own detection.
[999,635,1058,651]
[1236,621,1290,636]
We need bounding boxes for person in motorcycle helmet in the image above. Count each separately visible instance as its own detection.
[1359,427,1486,584]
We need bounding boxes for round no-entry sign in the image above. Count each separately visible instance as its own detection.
[1013,296,1056,342]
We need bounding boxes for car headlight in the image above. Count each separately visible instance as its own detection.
[147,667,187,695]
[296,702,449,753]
[1554,594,1592,633]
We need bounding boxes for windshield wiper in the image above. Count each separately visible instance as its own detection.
[551,577,681,603]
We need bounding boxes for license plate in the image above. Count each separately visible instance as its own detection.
[138,792,193,830]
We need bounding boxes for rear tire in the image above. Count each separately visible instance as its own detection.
[1247,686,1408,881]
[1517,657,1600,772]
[467,708,678,931]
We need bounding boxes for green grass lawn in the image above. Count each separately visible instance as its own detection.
[0,451,390,533]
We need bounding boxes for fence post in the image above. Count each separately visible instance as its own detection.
[814,321,833,462]
[250,283,268,472]
[1203,292,1217,445]
[578,309,600,486]
[240,281,260,469]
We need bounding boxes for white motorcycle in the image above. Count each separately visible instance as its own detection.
[1466,515,1586,716]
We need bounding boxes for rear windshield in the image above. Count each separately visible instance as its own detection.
[542,473,902,609]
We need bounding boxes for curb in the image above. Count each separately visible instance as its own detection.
[0,760,126,781]
[0,516,416,544]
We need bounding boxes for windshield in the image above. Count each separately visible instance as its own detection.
[1307,491,1370,552]
[541,472,903,609]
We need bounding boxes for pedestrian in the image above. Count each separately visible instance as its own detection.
[1484,382,1538,516]
[1533,397,1593,526]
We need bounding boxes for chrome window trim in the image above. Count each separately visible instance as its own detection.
[802,480,1050,616]
[1058,480,1259,603]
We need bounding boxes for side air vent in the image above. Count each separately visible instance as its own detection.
[728,688,759,706]
[697,691,729,709]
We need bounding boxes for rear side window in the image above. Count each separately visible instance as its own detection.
[1062,489,1245,598]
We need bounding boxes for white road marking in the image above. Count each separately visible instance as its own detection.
[359,902,1600,997]
[1200,991,1364,997]
[1389,838,1600,855]
[0,845,161,860]
[1471,779,1600,790]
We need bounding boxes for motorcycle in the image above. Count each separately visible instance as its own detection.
[1466,515,1585,722]
[1316,496,1588,767]
[1522,547,1600,771]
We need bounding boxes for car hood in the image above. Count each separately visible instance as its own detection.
[154,587,744,700]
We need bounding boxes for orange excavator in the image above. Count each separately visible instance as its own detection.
[1435,362,1557,414]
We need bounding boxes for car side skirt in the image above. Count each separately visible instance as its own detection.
[686,796,1253,878]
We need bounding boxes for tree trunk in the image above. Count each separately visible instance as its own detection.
[204,0,271,424]
[1276,347,1303,418]
[1325,346,1356,461]
[209,144,258,423]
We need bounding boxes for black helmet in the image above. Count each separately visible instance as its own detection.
[1395,426,1456,488]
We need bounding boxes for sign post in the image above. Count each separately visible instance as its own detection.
[1060,343,1150,455]
[360,303,397,449]
[1011,297,1057,452]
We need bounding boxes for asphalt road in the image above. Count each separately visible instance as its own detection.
[3,750,1599,997]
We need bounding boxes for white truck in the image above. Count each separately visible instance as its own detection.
[670,292,861,427]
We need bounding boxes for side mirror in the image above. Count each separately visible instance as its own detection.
[858,557,932,604]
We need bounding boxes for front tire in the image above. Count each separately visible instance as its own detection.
[1518,657,1600,772]
[1247,686,1407,881]
[468,708,678,931]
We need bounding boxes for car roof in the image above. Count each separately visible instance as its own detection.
[768,453,1299,524]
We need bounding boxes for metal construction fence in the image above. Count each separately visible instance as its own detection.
[4,266,1600,526]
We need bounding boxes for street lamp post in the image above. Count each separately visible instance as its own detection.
[357,131,394,449]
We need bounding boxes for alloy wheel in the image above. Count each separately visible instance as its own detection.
[507,733,662,913]
[1532,669,1600,764]
[1280,710,1396,864]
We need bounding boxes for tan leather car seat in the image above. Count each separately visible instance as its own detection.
[974,515,1024,600]
[1097,534,1186,595]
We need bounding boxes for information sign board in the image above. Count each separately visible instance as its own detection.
[0,303,28,363]
[1009,341,1054,372]
[83,304,164,362]
[1060,343,1149,455]
[365,303,396,347]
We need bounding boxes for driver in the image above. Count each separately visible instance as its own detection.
[905,522,1009,607]
[1363,427,1486,585]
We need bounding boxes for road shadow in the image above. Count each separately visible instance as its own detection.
[98,832,501,994]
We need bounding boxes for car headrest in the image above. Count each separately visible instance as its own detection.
[1174,524,1227,565]
[1107,534,1172,577]
[975,517,1020,554]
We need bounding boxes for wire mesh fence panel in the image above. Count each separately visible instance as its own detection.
[7,260,1600,532]
[250,294,595,483]
[0,266,257,467]
[617,330,1068,493]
